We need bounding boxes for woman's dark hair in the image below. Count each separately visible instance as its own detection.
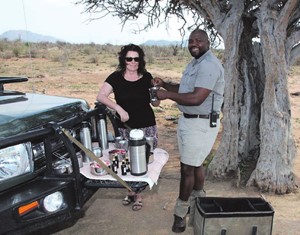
[117,44,147,75]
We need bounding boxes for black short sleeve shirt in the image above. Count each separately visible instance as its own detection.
[105,71,156,129]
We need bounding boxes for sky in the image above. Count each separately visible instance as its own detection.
[0,0,186,45]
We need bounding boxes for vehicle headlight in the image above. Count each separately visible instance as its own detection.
[0,142,33,181]
[43,191,64,212]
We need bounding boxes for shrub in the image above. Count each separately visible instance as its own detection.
[12,47,22,57]
[87,55,99,64]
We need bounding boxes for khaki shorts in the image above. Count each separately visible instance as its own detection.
[177,115,220,166]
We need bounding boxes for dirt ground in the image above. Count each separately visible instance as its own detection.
[5,62,300,234]
[49,70,300,235]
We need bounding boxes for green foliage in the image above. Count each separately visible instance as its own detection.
[12,47,22,57]
[0,40,10,52]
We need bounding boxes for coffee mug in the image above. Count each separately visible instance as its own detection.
[149,86,159,102]
[115,136,123,149]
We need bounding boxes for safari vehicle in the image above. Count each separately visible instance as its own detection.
[0,77,125,234]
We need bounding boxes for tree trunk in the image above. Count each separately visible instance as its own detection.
[206,6,244,179]
[207,13,264,183]
[207,3,297,193]
[246,6,297,194]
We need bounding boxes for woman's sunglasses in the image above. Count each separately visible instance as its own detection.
[125,57,140,62]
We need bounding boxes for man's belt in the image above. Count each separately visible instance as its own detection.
[183,113,219,119]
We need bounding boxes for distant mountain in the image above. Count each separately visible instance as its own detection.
[0,30,185,46]
[143,40,187,47]
[0,30,63,43]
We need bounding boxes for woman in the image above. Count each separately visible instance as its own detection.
[96,44,160,211]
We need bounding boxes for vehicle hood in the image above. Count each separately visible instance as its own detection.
[0,93,90,138]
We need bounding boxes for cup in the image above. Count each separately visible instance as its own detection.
[92,146,102,158]
[146,136,154,152]
[118,140,128,151]
[149,86,159,102]
[115,136,123,148]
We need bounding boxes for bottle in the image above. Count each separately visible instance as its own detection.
[112,163,118,174]
[121,161,127,176]
[80,121,92,163]
[97,113,108,150]
[128,129,147,176]
[114,154,119,168]
[126,158,131,173]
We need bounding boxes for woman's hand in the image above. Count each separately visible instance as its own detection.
[115,105,129,122]
[151,100,160,107]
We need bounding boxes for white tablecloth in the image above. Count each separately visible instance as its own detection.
[80,145,169,189]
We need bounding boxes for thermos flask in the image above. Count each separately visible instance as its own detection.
[129,129,147,176]
[80,121,93,163]
[97,113,108,150]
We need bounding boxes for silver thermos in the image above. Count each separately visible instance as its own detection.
[129,129,147,176]
[97,113,108,150]
[80,121,93,163]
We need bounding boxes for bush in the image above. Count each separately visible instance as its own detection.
[0,51,13,59]
[12,47,22,57]
[87,55,99,64]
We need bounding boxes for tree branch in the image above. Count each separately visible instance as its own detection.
[289,43,300,67]
[197,0,225,28]
[286,29,300,53]
[276,0,300,32]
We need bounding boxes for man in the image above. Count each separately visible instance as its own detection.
[153,28,225,233]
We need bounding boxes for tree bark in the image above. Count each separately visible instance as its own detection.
[246,3,297,193]
[207,4,264,182]
[206,3,244,179]
[207,1,297,193]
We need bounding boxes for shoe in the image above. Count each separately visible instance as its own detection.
[132,194,143,211]
[122,192,136,206]
[122,195,134,206]
[172,214,186,233]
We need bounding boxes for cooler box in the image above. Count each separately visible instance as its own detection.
[194,197,274,235]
